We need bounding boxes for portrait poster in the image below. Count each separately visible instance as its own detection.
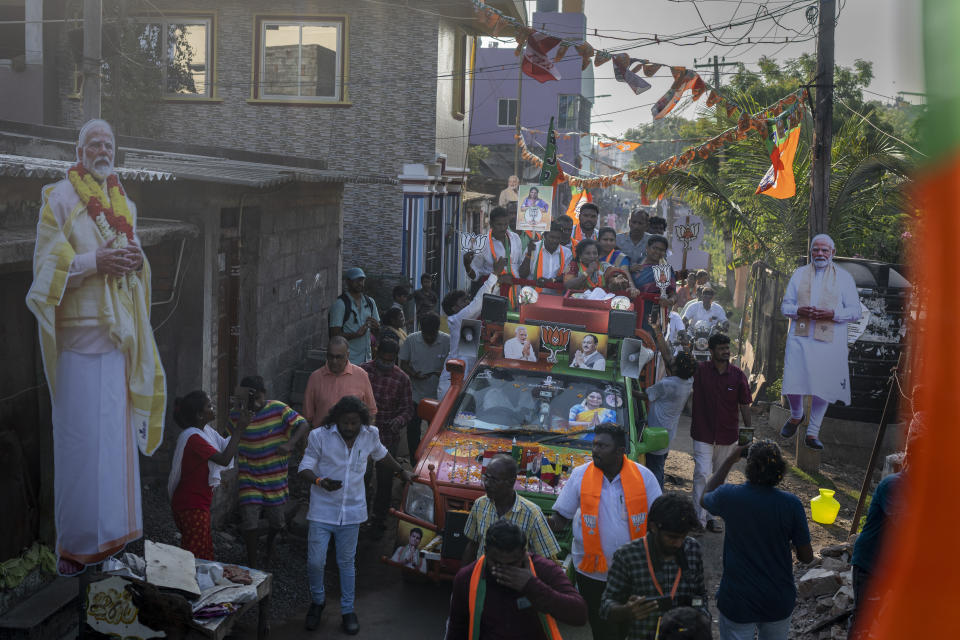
[502,322,541,362]
[569,331,608,371]
[516,184,553,233]
[392,521,433,574]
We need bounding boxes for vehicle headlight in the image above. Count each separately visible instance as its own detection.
[404,482,435,524]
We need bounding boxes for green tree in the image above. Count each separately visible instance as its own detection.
[630,57,917,275]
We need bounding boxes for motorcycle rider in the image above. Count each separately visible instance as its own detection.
[682,286,727,327]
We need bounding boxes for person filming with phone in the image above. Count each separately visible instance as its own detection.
[600,493,708,640]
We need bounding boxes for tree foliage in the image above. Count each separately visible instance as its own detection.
[625,57,918,273]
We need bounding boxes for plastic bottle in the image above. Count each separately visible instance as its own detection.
[810,488,841,525]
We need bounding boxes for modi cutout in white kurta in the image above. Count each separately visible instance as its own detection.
[781,263,861,404]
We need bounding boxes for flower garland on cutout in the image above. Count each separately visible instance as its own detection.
[67,163,135,246]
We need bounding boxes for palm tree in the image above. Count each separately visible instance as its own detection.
[646,96,913,275]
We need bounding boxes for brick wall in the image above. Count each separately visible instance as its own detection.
[57,0,447,276]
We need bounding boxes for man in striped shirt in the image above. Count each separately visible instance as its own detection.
[233,375,310,569]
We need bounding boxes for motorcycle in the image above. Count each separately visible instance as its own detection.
[687,318,729,362]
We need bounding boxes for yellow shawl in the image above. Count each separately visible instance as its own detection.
[25,181,166,455]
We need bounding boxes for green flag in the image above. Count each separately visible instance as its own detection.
[537,117,561,186]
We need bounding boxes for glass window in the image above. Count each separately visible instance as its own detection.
[258,19,343,100]
[138,18,212,97]
[558,94,579,130]
[498,98,517,127]
[449,366,626,450]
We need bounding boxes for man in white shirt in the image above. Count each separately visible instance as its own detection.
[519,223,571,295]
[437,273,501,399]
[299,395,413,634]
[503,325,538,362]
[465,207,523,283]
[548,424,661,640]
[682,286,727,327]
[571,334,606,371]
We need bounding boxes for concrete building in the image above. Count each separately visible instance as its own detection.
[0,0,525,303]
[470,7,595,197]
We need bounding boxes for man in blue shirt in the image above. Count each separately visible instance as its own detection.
[701,440,813,640]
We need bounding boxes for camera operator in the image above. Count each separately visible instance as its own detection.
[600,493,707,640]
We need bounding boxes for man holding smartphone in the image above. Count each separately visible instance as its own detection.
[600,493,708,640]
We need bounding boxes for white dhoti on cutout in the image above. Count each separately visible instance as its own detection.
[52,349,142,563]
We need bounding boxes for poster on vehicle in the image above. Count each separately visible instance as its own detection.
[516,185,552,233]
[568,331,608,371]
[503,322,541,362]
[391,524,430,574]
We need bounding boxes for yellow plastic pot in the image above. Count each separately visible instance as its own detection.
[810,488,841,525]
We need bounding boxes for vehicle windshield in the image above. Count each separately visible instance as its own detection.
[449,366,627,447]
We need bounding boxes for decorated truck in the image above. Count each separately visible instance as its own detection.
[382,287,668,581]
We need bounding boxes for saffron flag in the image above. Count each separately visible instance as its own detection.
[652,68,700,120]
[565,187,592,222]
[537,117,562,187]
[522,32,562,83]
[756,114,801,199]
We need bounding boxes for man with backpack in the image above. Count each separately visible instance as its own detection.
[330,267,380,364]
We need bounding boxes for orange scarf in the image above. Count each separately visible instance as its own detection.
[489,231,519,309]
[578,457,649,574]
[535,245,567,288]
[570,224,596,250]
[468,555,563,640]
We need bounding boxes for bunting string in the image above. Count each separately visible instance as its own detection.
[515,89,809,190]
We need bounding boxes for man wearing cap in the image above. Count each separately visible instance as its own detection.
[330,267,380,365]
[682,286,727,327]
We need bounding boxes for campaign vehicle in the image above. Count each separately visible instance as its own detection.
[383,287,668,581]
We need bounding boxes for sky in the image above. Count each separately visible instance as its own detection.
[552,0,927,137]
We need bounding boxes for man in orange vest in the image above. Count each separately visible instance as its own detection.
[549,423,662,640]
[445,520,587,640]
[601,493,708,640]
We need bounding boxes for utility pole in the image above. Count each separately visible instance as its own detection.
[81,0,102,121]
[694,55,737,90]
[694,55,738,290]
[809,0,836,242]
[513,63,523,178]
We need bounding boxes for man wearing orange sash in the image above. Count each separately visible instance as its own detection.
[570,202,600,250]
[519,222,571,295]
[549,423,661,640]
[465,207,523,286]
[26,119,166,575]
[446,520,587,640]
[601,493,707,640]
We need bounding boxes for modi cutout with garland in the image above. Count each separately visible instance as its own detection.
[779,234,860,451]
[26,119,166,575]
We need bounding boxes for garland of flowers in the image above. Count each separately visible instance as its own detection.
[67,163,135,247]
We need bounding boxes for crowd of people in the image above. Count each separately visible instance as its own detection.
[38,123,888,640]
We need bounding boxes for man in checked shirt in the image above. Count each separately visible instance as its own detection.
[359,338,413,537]
[600,493,708,640]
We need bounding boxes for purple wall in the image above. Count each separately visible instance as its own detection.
[471,11,589,177]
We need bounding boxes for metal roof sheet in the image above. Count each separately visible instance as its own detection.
[0,154,172,182]
[122,150,397,187]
